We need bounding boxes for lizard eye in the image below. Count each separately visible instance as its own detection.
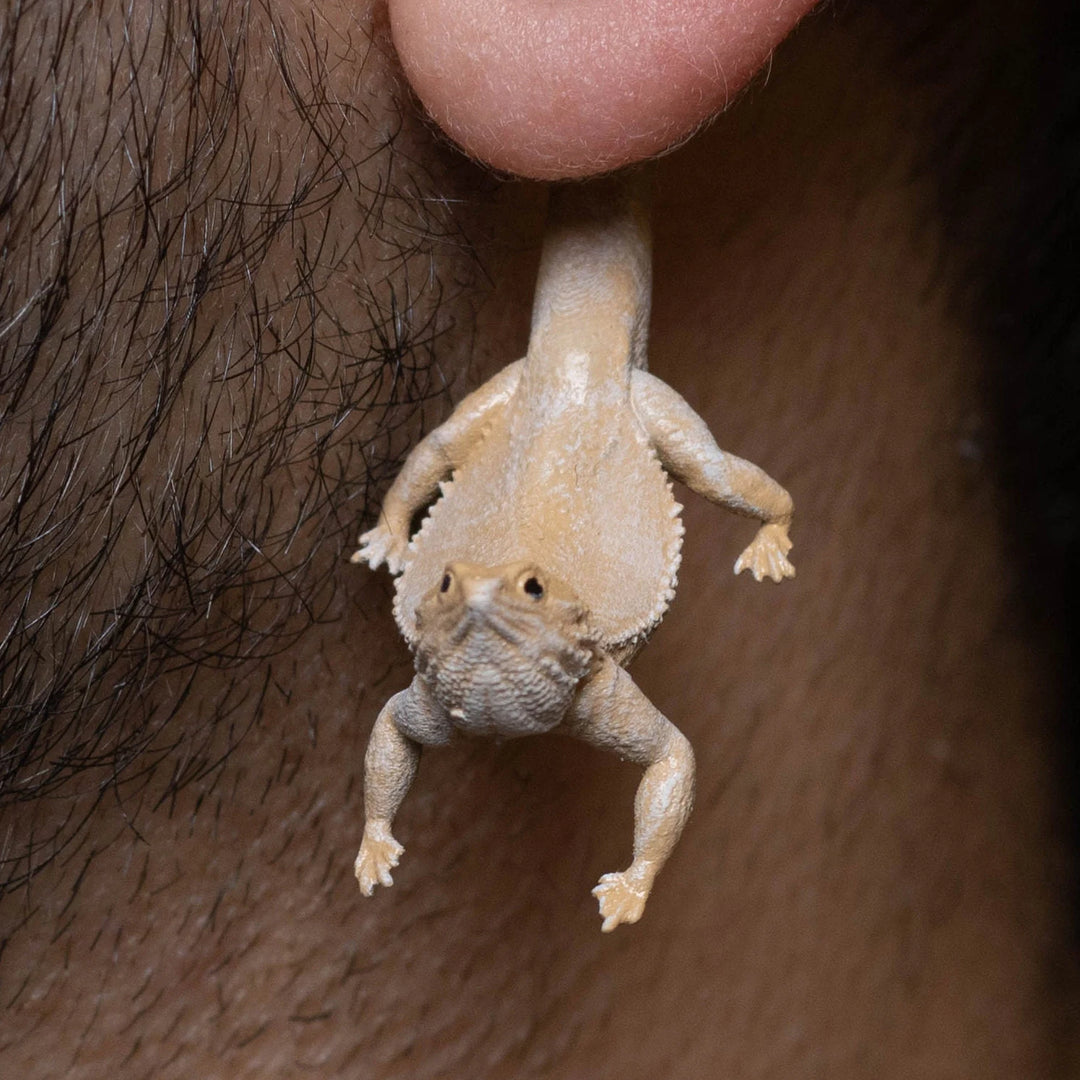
[440,573,452,593]
[522,576,544,599]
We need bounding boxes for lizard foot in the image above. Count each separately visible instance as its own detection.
[592,866,656,932]
[350,522,409,575]
[354,822,405,896]
[734,522,795,583]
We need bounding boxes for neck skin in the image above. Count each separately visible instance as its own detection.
[1,4,1073,1078]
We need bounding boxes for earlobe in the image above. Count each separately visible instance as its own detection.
[387,0,818,179]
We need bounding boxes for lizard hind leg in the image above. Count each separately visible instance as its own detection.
[355,684,427,896]
[563,657,696,932]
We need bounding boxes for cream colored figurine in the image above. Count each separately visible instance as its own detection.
[351,177,794,931]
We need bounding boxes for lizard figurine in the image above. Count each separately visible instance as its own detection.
[351,176,795,932]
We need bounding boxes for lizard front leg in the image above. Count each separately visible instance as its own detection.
[563,658,695,932]
[352,359,523,573]
[631,369,795,582]
[355,693,419,894]
[356,675,454,895]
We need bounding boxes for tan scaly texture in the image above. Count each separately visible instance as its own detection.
[352,174,795,930]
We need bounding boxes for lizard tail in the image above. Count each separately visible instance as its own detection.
[529,169,655,372]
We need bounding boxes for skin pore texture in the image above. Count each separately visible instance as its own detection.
[0,0,1076,1077]
[387,0,819,177]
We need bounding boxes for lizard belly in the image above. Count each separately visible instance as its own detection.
[395,394,683,661]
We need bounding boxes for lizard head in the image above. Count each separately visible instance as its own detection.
[412,561,598,732]
[415,561,596,659]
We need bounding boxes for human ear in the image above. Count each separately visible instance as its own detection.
[387,0,819,178]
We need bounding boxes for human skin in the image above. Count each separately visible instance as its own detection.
[387,0,819,177]
[0,1,1076,1078]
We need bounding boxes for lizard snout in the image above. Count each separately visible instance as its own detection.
[460,574,501,609]
[435,562,502,611]
[433,560,552,613]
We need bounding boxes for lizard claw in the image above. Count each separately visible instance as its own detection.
[734,522,795,583]
[351,521,409,575]
[354,822,405,896]
[592,866,654,932]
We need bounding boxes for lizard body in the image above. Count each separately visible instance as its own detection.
[352,176,795,931]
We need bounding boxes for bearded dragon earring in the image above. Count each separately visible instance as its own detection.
[351,173,794,931]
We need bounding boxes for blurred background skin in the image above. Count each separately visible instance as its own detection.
[0,1,1076,1076]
